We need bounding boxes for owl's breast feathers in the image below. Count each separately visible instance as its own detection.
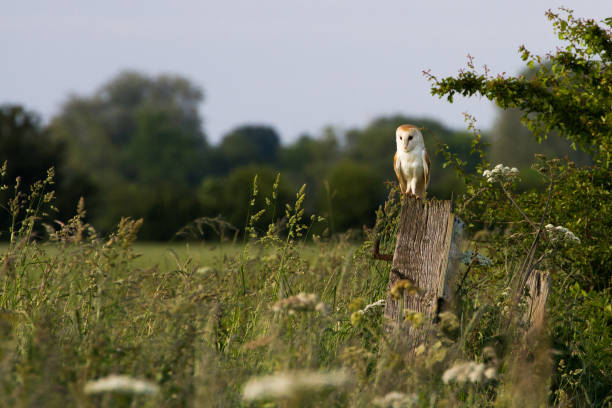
[394,148,430,195]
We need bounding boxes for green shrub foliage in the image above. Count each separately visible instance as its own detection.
[427,9,611,405]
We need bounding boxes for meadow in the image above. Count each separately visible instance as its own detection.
[1,12,610,405]
[1,165,609,408]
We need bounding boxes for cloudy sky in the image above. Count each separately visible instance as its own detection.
[1,1,609,143]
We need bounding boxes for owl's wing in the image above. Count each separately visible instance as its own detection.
[394,152,405,194]
[422,150,431,188]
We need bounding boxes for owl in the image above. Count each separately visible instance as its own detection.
[394,124,430,199]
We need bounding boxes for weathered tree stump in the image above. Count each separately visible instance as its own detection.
[383,197,464,348]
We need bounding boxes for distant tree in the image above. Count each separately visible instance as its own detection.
[488,66,592,169]
[0,104,93,233]
[319,160,384,232]
[51,71,208,185]
[0,105,60,187]
[215,125,281,173]
[279,128,341,212]
[49,71,208,236]
[279,128,339,173]
[198,165,294,233]
[127,105,207,186]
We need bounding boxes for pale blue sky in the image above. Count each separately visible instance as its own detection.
[1,1,609,143]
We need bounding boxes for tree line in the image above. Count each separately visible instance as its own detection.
[0,70,589,240]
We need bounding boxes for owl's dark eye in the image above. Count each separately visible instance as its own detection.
[408,136,413,141]
[399,136,403,140]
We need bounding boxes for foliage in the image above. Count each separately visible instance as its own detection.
[51,71,207,181]
[197,165,294,234]
[126,105,208,186]
[215,125,281,174]
[0,105,93,227]
[319,160,384,233]
[426,9,611,158]
[489,106,591,170]
[425,9,612,405]
[49,71,208,237]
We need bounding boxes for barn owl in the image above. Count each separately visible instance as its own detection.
[394,124,430,199]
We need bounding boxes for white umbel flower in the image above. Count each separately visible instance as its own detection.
[442,361,496,384]
[242,370,349,401]
[84,374,159,395]
[373,391,418,407]
[545,224,581,245]
[483,164,519,183]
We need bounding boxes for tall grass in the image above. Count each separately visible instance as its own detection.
[0,166,608,407]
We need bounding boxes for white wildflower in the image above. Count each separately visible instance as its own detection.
[467,363,485,383]
[373,391,418,407]
[195,266,217,275]
[482,164,520,183]
[442,361,493,384]
[242,369,349,401]
[484,367,497,380]
[315,301,331,315]
[272,293,329,315]
[84,374,159,395]
[545,224,580,245]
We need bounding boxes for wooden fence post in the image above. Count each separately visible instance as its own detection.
[522,270,551,345]
[383,197,464,347]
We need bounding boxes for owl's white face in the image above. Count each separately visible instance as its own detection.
[396,125,424,153]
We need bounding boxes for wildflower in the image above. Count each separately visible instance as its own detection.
[84,374,159,395]
[195,266,217,275]
[271,293,329,315]
[348,297,366,312]
[404,310,424,327]
[482,346,499,366]
[350,310,365,326]
[484,367,497,381]
[482,164,519,183]
[373,391,418,407]
[315,301,331,315]
[390,279,422,300]
[545,224,580,245]
[242,370,349,401]
[442,361,496,384]
[415,344,426,356]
